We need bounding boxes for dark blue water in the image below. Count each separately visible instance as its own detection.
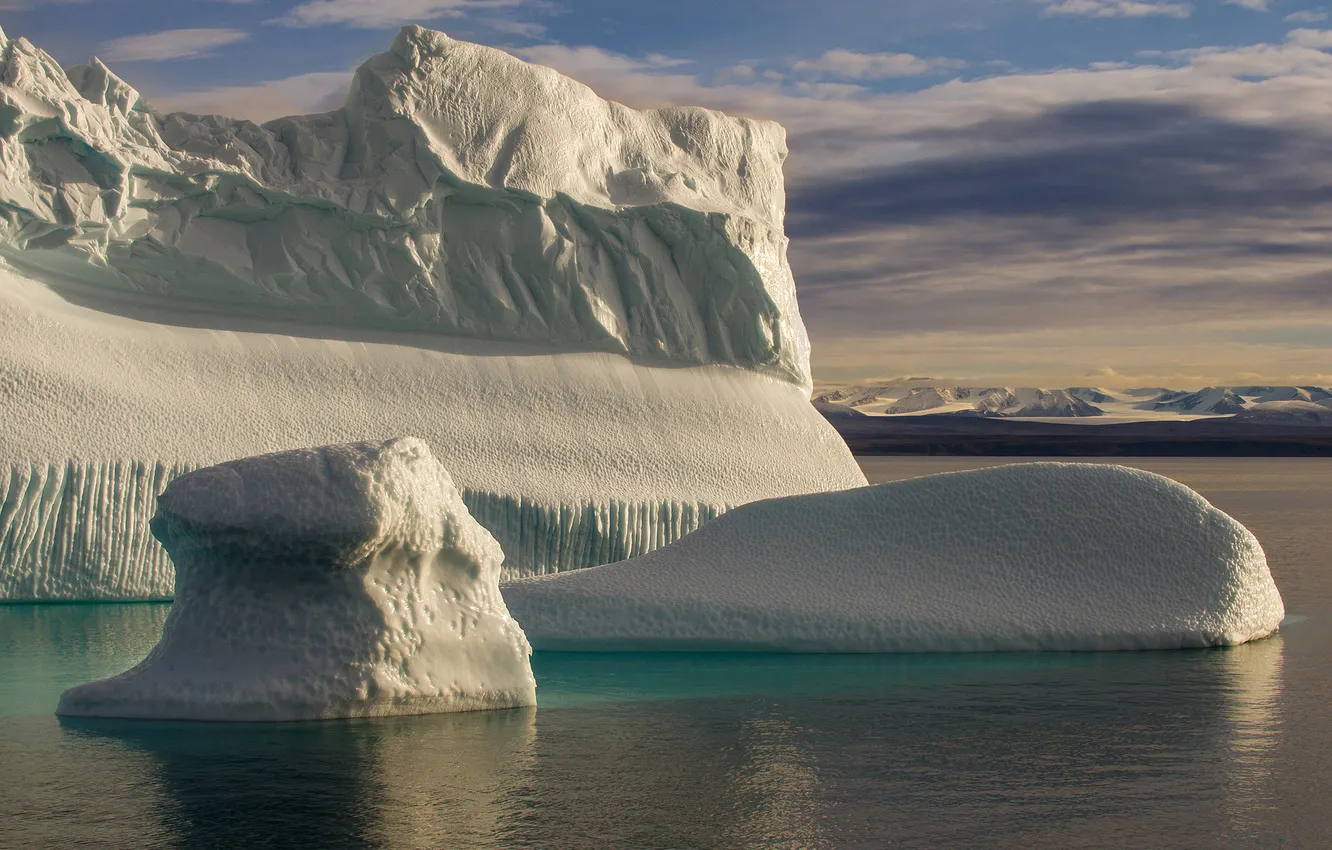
[1,458,1329,849]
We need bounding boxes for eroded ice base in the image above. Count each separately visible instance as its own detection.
[504,463,1287,653]
[57,438,536,721]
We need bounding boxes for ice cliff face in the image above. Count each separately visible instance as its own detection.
[0,25,804,381]
[0,27,865,600]
[57,439,536,720]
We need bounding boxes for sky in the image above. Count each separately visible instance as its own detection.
[3,0,1331,388]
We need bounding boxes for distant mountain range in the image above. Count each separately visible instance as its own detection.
[813,383,1332,423]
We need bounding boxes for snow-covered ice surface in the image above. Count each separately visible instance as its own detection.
[504,463,1286,653]
[57,438,536,721]
[0,27,865,600]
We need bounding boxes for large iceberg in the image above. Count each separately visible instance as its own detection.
[504,463,1286,652]
[0,26,865,600]
[57,438,536,721]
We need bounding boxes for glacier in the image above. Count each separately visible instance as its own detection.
[57,438,536,721]
[0,26,865,600]
[503,463,1286,653]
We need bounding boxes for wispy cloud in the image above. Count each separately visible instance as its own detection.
[100,28,250,62]
[482,17,546,38]
[1040,0,1192,18]
[1285,10,1328,22]
[792,49,966,79]
[0,0,89,10]
[1223,0,1270,10]
[1286,26,1332,47]
[152,70,352,119]
[510,44,692,77]
[272,0,523,28]
[793,80,872,99]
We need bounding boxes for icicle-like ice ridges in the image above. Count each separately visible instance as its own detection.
[462,490,727,582]
[0,460,729,600]
[0,460,190,601]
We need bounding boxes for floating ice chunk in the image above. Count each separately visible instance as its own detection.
[504,463,1286,653]
[57,438,535,721]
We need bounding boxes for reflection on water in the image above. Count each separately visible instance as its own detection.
[725,712,828,850]
[0,603,169,716]
[59,710,538,850]
[2,629,1301,849]
[1220,636,1284,842]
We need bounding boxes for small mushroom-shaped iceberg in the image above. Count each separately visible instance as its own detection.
[503,463,1285,653]
[58,438,535,721]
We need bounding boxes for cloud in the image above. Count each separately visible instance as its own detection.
[1039,0,1192,17]
[1285,10,1328,22]
[481,17,546,38]
[0,0,88,10]
[783,96,1332,381]
[99,28,250,62]
[151,70,353,120]
[1223,0,1269,9]
[510,44,694,79]
[792,49,966,79]
[1286,27,1332,47]
[272,0,523,28]
[793,80,871,99]
[786,101,1329,235]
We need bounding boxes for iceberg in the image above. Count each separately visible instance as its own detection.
[57,438,535,721]
[0,26,865,600]
[504,463,1286,652]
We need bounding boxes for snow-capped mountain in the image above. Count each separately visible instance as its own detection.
[1067,387,1118,404]
[1252,386,1332,404]
[1234,401,1332,426]
[886,387,965,414]
[1124,388,1173,398]
[970,388,1103,417]
[831,385,1107,417]
[1143,388,1247,415]
[814,380,1332,421]
[814,378,937,408]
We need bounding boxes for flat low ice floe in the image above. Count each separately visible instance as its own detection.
[505,462,1286,653]
[58,439,536,721]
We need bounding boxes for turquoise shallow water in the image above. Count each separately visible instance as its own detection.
[1,458,1329,849]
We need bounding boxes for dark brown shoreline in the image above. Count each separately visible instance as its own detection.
[825,413,1332,457]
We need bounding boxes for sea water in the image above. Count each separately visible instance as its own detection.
[1,458,1328,849]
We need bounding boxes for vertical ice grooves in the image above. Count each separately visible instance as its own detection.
[460,489,726,581]
[0,460,193,601]
[0,460,728,600]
